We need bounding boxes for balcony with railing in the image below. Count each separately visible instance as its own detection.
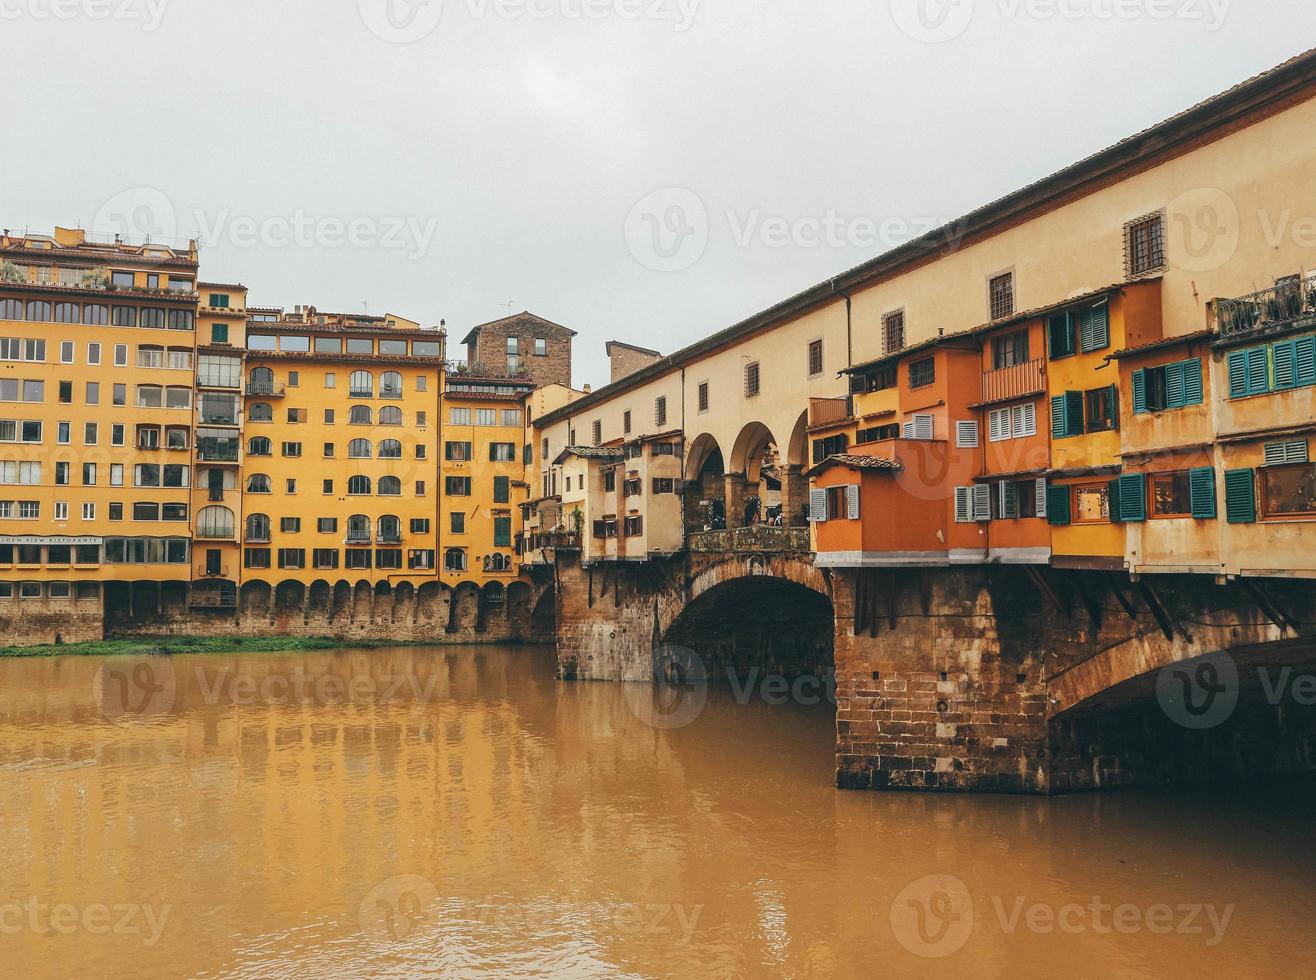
[809,396,853,428]
[1216,276,1316,340]
[980,357,1046,405]
[196,440,240,464]
[245,382,287,397]
[345,531,372,545]
[689,525,811,555]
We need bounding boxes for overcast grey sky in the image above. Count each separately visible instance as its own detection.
[6,0,1314,387]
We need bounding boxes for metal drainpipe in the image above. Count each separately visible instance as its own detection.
[831,278,853,369]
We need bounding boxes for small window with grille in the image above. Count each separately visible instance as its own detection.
[989,272,1015,321]
[882,310,905,353]
[745,361,761,397]
[1125,212,1166,278]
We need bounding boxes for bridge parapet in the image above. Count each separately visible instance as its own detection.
[688,526,811,555]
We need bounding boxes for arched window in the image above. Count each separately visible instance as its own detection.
[249,402,273,422]
[484,554,511,573]
[248,366,275,395]
[347,514,371,542]
[379,406,403,426]
[53,302,80,323]
[484,581,506,602]
[349,405,373,425]
[248,436,272,456]
[349,370,373,397]
[197,505,235,539]
[347,475,372,495]
[348,438,372,458]
[377,515,401,541]
[380,371,403,399]
[444,548,467,571]
[0,299,24,320]
[245,513,271,540]
[82,304,109,325]
[378,439,402,458]
[246,474,271,494]
[378,476,401,495]
[26,301,51,322]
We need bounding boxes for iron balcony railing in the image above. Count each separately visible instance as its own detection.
[981,357,1046,404]
[377,533,403,544]
[520,530,582,551]
[345,531,372,544]
[1216,276,1316,338]
[196,443,240,463]
[245,382,287,397]
[689,526,811,554]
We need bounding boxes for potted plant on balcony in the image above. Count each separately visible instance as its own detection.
[80,266,110,290]
[0,261,23,284]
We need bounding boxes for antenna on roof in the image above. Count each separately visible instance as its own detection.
[362,301,369,315]
[504,301,514,317]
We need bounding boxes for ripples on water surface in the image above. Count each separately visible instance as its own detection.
[1,645,1314,978]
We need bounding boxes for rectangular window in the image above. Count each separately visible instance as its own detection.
[445,476,472,496]
[278,549,305,569]
[493,476,510,503]
[989,272,1015,320]
[592,420,602,444]
[211,323,229,344]
[446,441,472,461]
[883,310,906,353]
[908,357,935,389]
[1072,483,1111,524]
[991,331,1029,369]
[655,396,667,426]
[450,512,465,534]
[653,478,675,494]
[313,549,339,569]
[281,442,302,457]
[87,342,101,365]
[490,442,516,462]
[1262,464,1316,517]
[60,340,74,364]
[1134,359,1204,413]
[1125,212,1166,277]
[317,518,339,534]
[744,362,760,397]
[476,409,497,426]
[1151,471,1193,517]
[1085,385,1119,433]
[450,407,471,425]
[808,339,823,377]
[1047,311,1075,360]
[697,382,709,413]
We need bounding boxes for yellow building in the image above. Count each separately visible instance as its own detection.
[235,306,445,590]
[0,226,199,623]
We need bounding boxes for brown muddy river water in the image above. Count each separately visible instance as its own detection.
[1,645,1313,978]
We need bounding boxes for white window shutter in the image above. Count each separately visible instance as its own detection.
[1265,440,1309,465]
[988,409,1004,442]
[808,488,828,523]
[973,483,992,522]
[1036,478,1048,518]
[1018,402,1037,437]
[954,487,973,523]
[902,421,914,439]
[999,481,1018,519]
[846,484,860,520]
[956,420,979,448]
[914,414,935,441]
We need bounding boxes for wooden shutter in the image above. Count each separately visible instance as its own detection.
[494,517,511,547]
[912,414,934,441]
[1246,347,1270,395]
[1189,467,1217,519]
[1079,303,1110,353]
[1046,485,1070,525]
[1224,469,1257,524]
[1263,440,1309,465]
[1131,369,1148,413]
[989,409,1007,443]
[972,484,992,522]
[956,420,979,448]
[1065,391,1086,436]
[808,488,828,523]
[954,487,973,523]
[1181,358,1204,405]
[846,484,860,520]
[1047,312,1073,359]
[1295,336,1316,386]
[1165,361,1186,408]
[1107,478,1123,523]
[1050,395,1067,438]
[999,481,1019,519]
[1035,478,1048,519]
[1227,350,1248,399]
[1118,472,1146,522]
[1273,340,1297,391]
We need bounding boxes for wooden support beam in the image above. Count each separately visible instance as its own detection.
[853,569,866,634]
[1026,566,1066,615]
[1241,579,1299,635]
[1136,579,1181,642]
[1105,573,1140,622]
[920,570,932,617]
[587,567,594,609]
[1070,573,1103,633]
[614,565,621,608]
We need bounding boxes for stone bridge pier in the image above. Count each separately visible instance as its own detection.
[549,535,1316,794]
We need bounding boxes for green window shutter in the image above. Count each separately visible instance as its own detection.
[1224,469,1257,524]
[212,323,229,343]
[1273,340,1297,391]
[1079,303,1110,353]
[1295,336,1316,386]
[1246,346,1270,395]
[1046,485,1071,525]
[1227,350,1248,399]
[1107,478,1123,524]
[1181,358,1204,405]
[1065,391,1086,436]
[1164,361,1186,409]
[1131,369,1148,413]
[493,476,509,503]
[1119,473,1146,522]
[1050,395,1067,438]
[493,517,511,547]
[1106,384,1120,431]
[1189,467,1217,519]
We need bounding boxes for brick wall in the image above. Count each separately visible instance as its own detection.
[0,596,104,646]
[470,317,573,388]
[609,345,661,383]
